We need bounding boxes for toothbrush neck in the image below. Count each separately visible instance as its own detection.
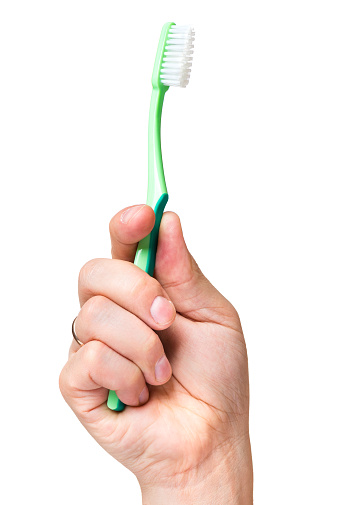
[147,87,168,208]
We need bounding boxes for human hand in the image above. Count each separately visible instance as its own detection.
[59,204,253,504]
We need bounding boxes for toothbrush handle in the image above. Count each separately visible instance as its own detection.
[107,193,169,412]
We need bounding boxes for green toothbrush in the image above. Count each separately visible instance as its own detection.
[107,22,195,412]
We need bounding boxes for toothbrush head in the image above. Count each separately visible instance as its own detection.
[152,22,195,90]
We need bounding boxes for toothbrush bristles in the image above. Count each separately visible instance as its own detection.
[160,25,195,88]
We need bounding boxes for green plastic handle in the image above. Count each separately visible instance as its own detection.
[107,193,168,412]
[107,24,174,412]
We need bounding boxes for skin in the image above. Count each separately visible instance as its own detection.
[59,204,253,504]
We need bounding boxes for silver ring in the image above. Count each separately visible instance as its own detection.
[72,317,84,346]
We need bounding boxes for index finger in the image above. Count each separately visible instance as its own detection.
[109,204,155,262]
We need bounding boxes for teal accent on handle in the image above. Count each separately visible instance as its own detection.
[136,193,169,275]
[106,22,174,412]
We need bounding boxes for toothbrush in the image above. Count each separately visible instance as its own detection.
[107,22,195,412]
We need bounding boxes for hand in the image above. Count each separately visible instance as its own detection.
[59,204,253,504]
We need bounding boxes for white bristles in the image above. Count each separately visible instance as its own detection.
[160,25,195,88]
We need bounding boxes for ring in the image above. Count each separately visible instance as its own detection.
[72,317,84,346]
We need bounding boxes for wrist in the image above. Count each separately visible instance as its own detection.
[140,436,253,505]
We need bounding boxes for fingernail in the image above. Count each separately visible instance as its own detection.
[150,296,175,325]
[139,385,149,405]
[120,205,145,224]
[155,354,172,382]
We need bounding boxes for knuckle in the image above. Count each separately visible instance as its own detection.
[82,340,106,369]
[143,330,160,357]
[78,258,102,291]
[125,365,142,390]
[131,271,160,301]
[130,273,148,299]
[59,359,82,399]
[58,366,68,398]
[81,295,109,328]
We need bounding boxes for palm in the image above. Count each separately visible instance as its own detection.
[97,307,249,483]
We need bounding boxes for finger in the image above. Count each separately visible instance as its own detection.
[60,340,150,419]
[155,212,239,325]
[109,204,155,262]
[71,295,172,386]
[78,259,176,331]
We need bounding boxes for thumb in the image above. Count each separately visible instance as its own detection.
[155,212,238,326]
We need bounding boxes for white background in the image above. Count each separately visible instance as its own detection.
[1,1,340,504]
